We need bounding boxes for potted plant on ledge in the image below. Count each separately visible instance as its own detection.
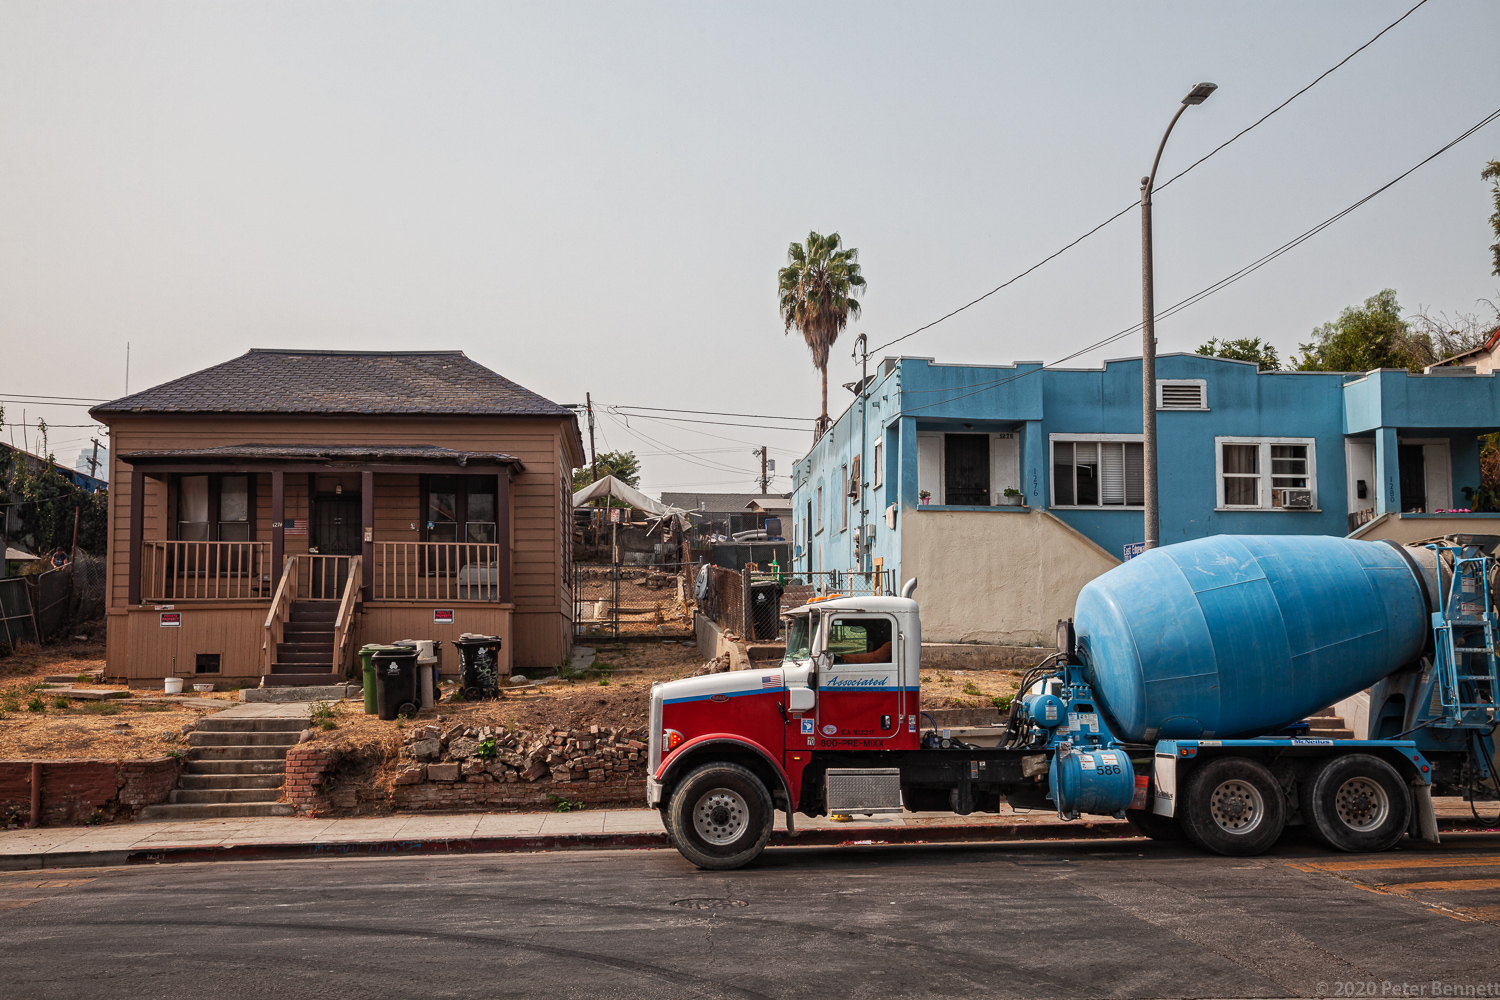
[1000,488,1025,507]
[919,490,931,505]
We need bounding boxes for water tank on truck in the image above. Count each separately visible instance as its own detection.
[1073,534,1430,743]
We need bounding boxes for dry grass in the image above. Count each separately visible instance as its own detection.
[918,669,1023,712]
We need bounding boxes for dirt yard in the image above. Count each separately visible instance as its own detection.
[0,629,224,760]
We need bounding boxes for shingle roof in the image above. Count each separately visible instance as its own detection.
[118,444,523,470]
[91,349,574,418]
[659,491,791,514]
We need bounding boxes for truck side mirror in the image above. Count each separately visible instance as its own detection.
[787,686,816,712]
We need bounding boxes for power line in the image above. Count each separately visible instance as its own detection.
[871,0,1433,355]
[0,398,101,408]
[601,411,760,478]
[605,404,812,423]
[898,103,1500,415]
[604,409,814,433]
[0,393,108,403]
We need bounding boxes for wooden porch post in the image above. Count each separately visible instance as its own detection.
[496,469,512,604]
[271,470,285,590]
[361,470,374,601]
[127,468,144,606]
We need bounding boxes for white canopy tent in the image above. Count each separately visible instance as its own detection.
[571,475,693,532]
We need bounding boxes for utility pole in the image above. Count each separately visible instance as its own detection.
[854,333,869,575]
[87,439,101,478]
[759,447,768,494]
[1141,82,1216,551]
[585,392,598,483]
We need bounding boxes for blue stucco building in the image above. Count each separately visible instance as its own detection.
[790,353,1500,645]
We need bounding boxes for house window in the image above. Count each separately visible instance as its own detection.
[1050,436,1144,508]
[816,485,824,532]
[873,443,883,488]
[423,476,498,544]
[1215,437,1316,509]
[195,653,221,674]
[840,465,848,531]
[1157,379,1208,410]
[175,474,252,541]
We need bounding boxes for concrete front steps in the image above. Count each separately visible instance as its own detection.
[263,601,342,687]
[138,715,301,821]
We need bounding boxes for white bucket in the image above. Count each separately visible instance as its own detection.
[163,677,183,695]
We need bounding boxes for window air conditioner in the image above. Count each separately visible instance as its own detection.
[1273,488,1313,509]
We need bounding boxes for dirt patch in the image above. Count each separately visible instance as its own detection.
[917,669,1024,713]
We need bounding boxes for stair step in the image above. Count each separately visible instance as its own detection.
[137,802,295,821]
[183,759,286,776]
[191,745,291,761]
[263,672,343,686]
[275,651,334,665]
[178,773,285,790]
[195,717,307,734]
[188,731,301,747]
[169,788,284,805]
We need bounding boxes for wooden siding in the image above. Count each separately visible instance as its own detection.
[102,413,579,678]
[355,605,512,677]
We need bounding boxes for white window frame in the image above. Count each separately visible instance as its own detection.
[873,442,883,488]
[840,465,848,531]
[1049,433,1145,509]
[1156,379,1209,411]
[1215,436,1317,511]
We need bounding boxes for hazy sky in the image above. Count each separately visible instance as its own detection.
[2,1,1496,495]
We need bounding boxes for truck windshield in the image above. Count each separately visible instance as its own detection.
[786,615,812,659]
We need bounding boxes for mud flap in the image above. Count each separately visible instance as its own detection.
[1413,783,1440,845]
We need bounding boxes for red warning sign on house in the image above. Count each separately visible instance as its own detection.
[160,612,182,627]
[433,609,454,625]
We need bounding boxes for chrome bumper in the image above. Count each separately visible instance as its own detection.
[646,775,663,807]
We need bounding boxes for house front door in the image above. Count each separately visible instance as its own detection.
[944,434,990,506]
[313,497,362,555]
[1398,445,1426,512]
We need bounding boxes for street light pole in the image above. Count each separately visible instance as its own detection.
[1141,81,1216,551]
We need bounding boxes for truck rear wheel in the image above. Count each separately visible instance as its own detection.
[1180,757,1285,856]
[666,762,774,870]
[1299,754,1409,853]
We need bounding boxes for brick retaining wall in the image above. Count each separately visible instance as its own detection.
[284,724,650,817]
[0,757,181,827]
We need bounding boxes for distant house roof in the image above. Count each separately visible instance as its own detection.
[1437,326,1500,367]
[91,349,575,418]
[745,497,792,513]
[0,442,107,493]
[659,491,791,515]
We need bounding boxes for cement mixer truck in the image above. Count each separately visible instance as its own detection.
[646,534,1500,869]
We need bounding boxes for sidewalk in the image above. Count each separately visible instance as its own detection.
[2,799,1495,871]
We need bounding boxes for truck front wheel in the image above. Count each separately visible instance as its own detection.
[1299,754,1409,853]
[666,762,774,870]
[1180,757,1286,856]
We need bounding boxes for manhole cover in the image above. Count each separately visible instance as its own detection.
[672,898,748,910]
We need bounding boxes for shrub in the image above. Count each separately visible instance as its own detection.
[991,694,1013,712]
[52,695,70,710]
[26,695,46,712]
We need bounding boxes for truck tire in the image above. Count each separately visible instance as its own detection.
[665,762,774,870]
[1126,809,1186,842]
[1179,757,1285,857]
[1299,754,1410,853]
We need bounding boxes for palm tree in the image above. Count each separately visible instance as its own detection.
[778,231,866,437]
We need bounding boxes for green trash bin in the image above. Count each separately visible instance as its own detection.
[358,644,399,715]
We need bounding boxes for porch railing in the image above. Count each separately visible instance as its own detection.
[374,542,501,602]
[261,556,297,677]
[141,541,270,601]
[332,556,362,679]
[293,554,354,600]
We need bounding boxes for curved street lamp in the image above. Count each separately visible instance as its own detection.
[1142,81,1216,550]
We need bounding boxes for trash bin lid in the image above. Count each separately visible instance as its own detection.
[457,633,503,643]
[372,648,418,661]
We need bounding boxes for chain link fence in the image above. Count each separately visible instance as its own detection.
[574,560,694,641]
[0,555,106,655]
[700,567,896,643]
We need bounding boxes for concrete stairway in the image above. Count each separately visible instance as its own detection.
[1302,711,1356,741]
[264,601,342,687]
[138,714,300,821]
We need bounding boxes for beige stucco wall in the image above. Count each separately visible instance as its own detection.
[1348,512,1500,545]
[899,508,1120,646]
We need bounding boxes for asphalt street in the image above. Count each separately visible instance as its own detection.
[3,836,1499,1000]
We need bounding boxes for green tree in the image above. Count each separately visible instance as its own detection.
[1,411,109,560]
[1294,289,1430,372]
[1196,337,1282,371]
[571,450,641,493]
[778,231,866,436]
[1484,159,1500,277]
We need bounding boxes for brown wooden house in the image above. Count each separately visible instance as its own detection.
[91,349,583,685]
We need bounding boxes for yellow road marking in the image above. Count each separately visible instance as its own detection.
[1287,855,1500,872]
[1381,878,1500,893]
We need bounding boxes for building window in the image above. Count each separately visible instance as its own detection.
[175,474,252,541]
[816,486,824,532]
[840,465,848,531]
[423,476,498,544]
[1215,437,1316,509]
[195,653,221,674]
[1050,436,1144,508]
[1157,379,1208,410]
[873,443,883,488]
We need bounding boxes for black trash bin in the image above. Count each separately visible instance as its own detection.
[454,633,505,701]
[373,647,420,720]
[749,581,784,641]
